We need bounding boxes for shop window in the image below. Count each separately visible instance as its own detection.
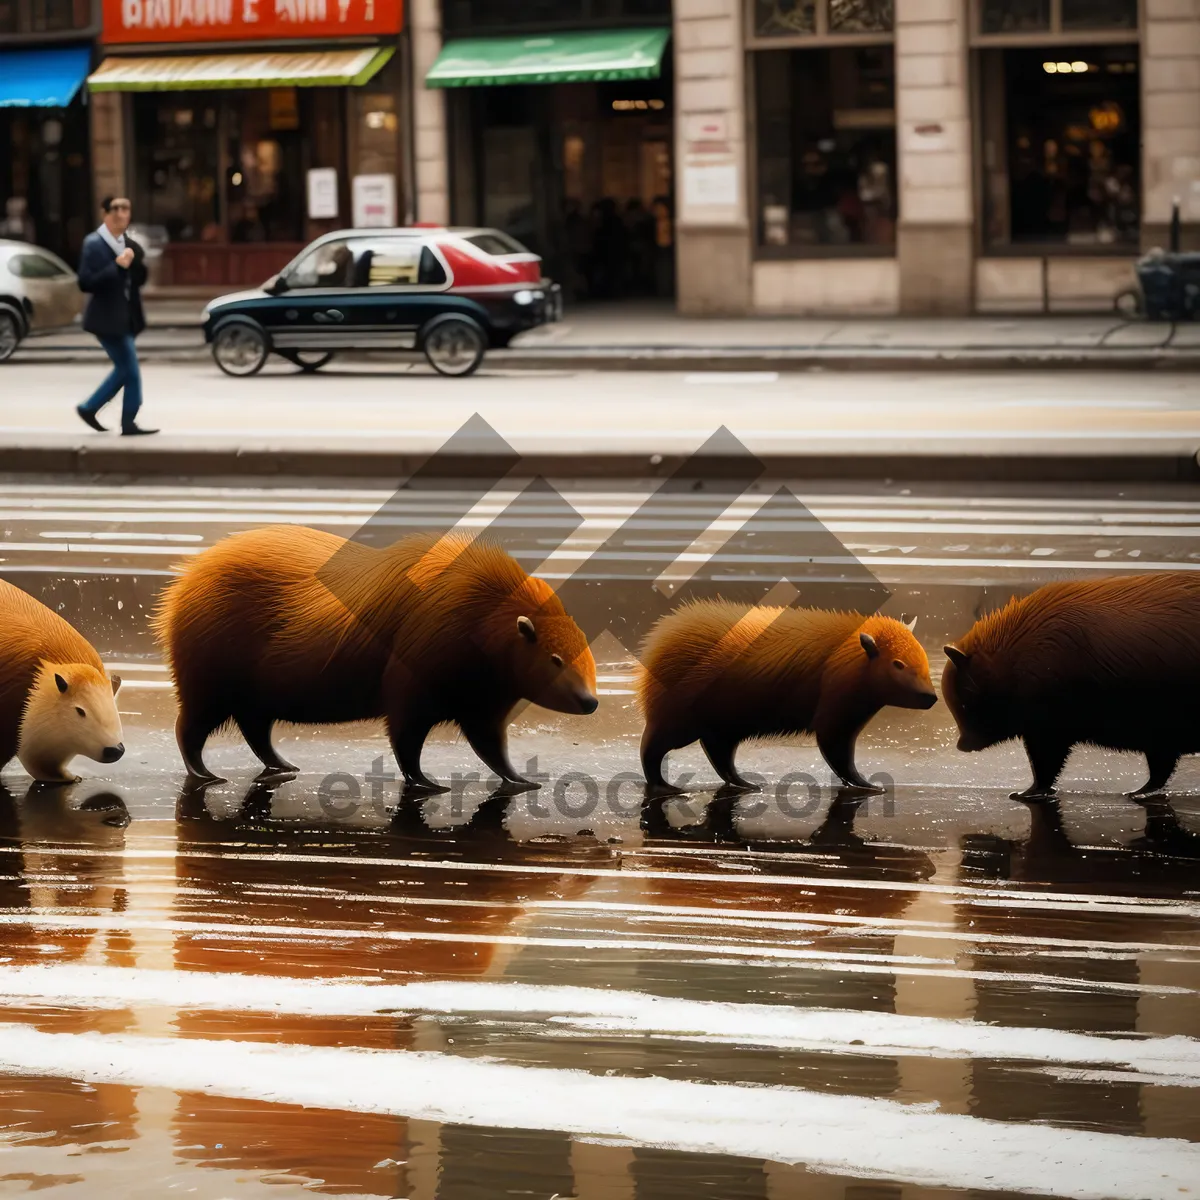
[443,0,670,35]
[979,46,1139,249]
[754,0,892,39]
[133,96,220,244]
[979,0,1138,35]
[829,0,892,33]
[1061,0,1137,30]
[754,46,896,254]
[1,0,91,31]
[980,0,1049,33]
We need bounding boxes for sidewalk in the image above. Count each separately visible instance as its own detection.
[15,300,1200,371]
[2,360,1198,483]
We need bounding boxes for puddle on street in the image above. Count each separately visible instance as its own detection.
[1,483,1199,1197]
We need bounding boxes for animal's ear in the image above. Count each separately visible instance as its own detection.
[110,675,122,696]
[944,645,970,669]
[860,632,879,659]
[54,673,69,694]
[517,615,537,644]
[901,613,918,631]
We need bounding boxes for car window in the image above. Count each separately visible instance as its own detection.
[465,231,529,256]
[285,240,355,289]
[346,240,448,287]
[8,252,69,279]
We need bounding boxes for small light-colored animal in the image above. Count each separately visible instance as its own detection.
[153,526,598,787]
[638,601,936,792]
[944,573,1200,799]
[0,579,124,782]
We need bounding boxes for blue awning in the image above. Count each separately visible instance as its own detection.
[0,46,91,108]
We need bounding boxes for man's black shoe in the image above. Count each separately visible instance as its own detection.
[76,406,106,432]
[121,424,159,437]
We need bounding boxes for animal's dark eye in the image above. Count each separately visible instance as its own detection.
[550,653,564,668]
[892,660,905,670]
[75,707,86,718]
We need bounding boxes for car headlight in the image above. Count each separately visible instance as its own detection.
[514,290,534,305]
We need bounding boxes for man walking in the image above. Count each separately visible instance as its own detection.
[76,196,157,436]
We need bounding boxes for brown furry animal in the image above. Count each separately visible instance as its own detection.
[0,579,124,782]
[154,526,598,787]
[637,601,936,792]
[943,573,1200,800]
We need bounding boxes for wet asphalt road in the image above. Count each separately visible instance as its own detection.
[0,475,1199,1199]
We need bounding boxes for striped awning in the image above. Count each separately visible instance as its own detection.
[87,47,394,92]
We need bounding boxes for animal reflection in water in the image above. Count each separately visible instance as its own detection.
[641,789,937,1006]
[0,783,138,1149]
[170,774,610,1193]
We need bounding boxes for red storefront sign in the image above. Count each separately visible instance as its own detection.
[101,0,403,44]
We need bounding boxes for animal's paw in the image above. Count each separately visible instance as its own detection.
[1127,783,1167,800]
[1010,786,1058,802]
[839,777,886,795]
[643,781,687,800]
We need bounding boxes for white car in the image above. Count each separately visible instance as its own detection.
[0,240,84,362]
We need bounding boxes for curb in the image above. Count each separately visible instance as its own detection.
[0,445,1196,484]
[13,345,1200,372]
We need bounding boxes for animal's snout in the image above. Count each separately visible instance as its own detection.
[101,743,125,763]
[578,692,599,715]
[916,690,938,710]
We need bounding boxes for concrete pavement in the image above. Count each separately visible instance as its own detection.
[14,300,1200,371]
[1,362,1199,482]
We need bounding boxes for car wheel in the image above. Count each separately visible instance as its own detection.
[422,315,487,377]
[0,311,21,363]
[212,321,269,377]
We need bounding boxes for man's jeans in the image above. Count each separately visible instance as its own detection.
[82,334,142,429]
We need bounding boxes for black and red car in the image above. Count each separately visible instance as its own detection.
[202,226,562,378]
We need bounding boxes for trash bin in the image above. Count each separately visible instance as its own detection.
[128,224,168,290]
[1134,249,1200,322]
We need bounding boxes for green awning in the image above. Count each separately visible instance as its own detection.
[426,28,670,88]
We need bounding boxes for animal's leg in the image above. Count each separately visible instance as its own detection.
[1013,737,1070,801]
[640,724,686,797]
[459,717,525,786]
[816,726,882,793]
[700,736,759,791]
[176,706,226,783]
[386,714,444,793]
[234,712,298,774]
[1129,748,1180,798]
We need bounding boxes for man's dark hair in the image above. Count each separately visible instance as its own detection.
[99,196,129,213]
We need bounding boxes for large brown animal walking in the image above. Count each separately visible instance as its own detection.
[637,601,936,793]
[154,527,597,787]
[943,573,1200,799]
[0,579,124,782]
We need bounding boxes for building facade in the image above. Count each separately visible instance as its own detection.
[0,0,98,265]
[85,0,410,287]
[410,0,1197,315]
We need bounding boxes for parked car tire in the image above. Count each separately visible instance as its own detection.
[421,314,487,377]
[0,310,22,363]
[212,319,270,377]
